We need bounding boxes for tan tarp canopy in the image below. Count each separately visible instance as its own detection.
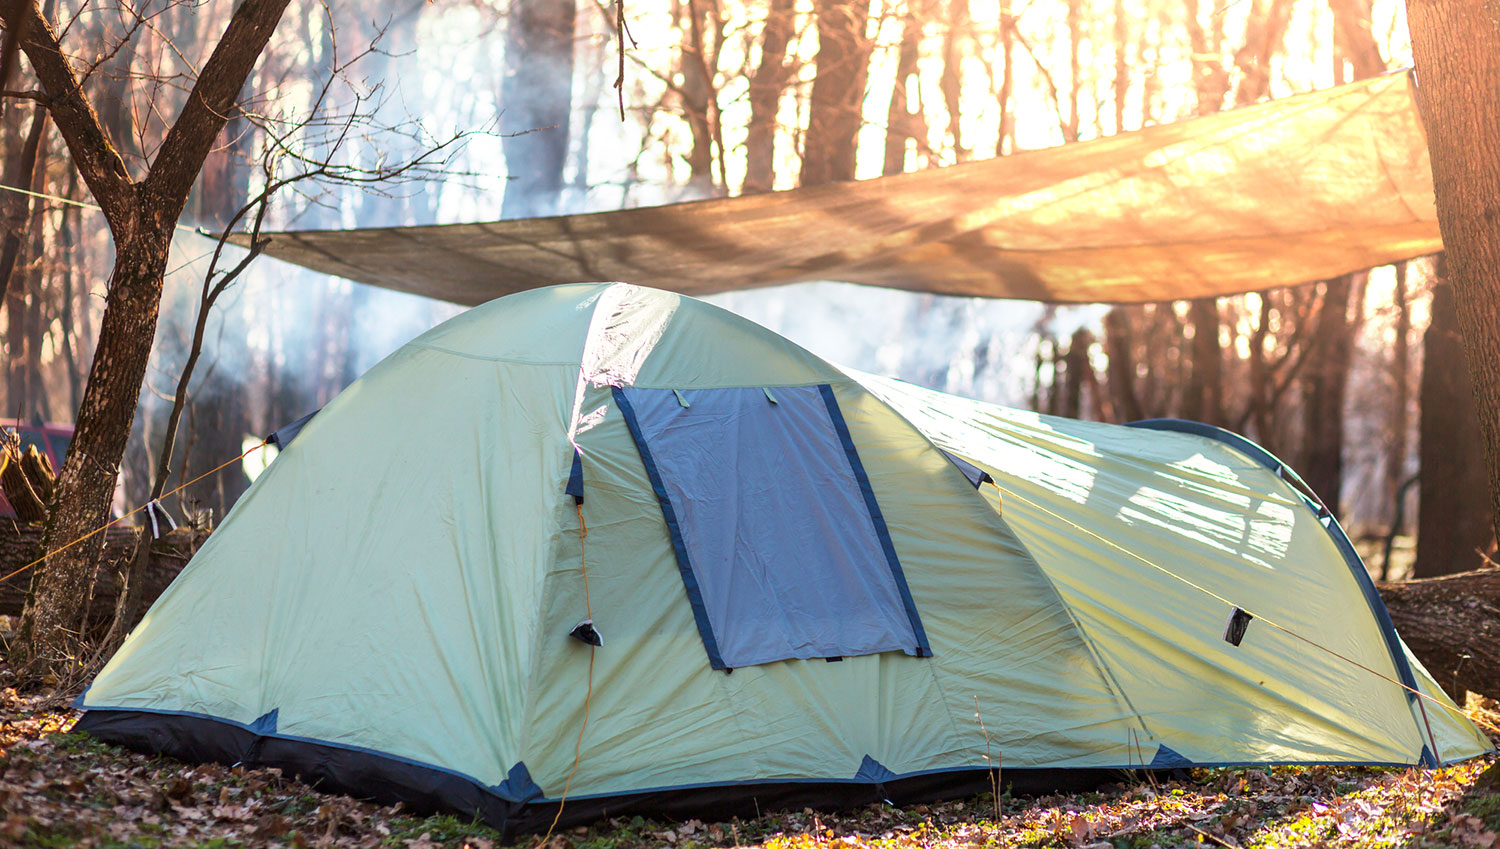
[247,71,1437,305]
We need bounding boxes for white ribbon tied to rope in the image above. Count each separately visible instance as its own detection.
[144,499,178,539]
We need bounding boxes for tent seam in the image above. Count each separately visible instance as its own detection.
[842,376,1146,743]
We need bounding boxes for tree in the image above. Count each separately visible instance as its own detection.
[1300,273,1363,511]
[500,0,576,217]
[0,101,46,309]
[800,0,872,186]
[1415,270,1494,576]
[1404,0,1500,547]
[676,0,724,196]
[744,0,796,192]
[881,4,925,177]
[2,100,48,419]
[1383,262,1412,544]
[1328,0,1387,80]
[2,0,293,677]
[1102,308,1144,423]
[1182,298,1223,426]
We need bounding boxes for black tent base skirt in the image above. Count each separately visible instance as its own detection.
[77,709,1127,840]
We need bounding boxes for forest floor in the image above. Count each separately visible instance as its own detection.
[4,662,1500,849]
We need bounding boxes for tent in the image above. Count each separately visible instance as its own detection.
[237,71,1438,305]
[78,283,1491,836]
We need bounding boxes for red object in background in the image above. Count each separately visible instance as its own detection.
[0,419,73,520]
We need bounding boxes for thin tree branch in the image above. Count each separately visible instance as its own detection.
[140,0,292,206]
[1010,27,1070,142]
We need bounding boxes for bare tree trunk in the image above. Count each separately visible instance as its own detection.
[1047,339,1065,418]
[1386,262,1411,532]
[1064,0,1081,141]
[1030,339,1044,412]
[22,236,173,666]
[1103,308,1144,423]
[5,266,24,416]
[1246,293,1273,443]
[1081,352,1112,422]
[22,164,50,422]
[1233,0,1296,105]
[568,32,604,201]
[167,120,255,520]
[0,103,46,310]
[1405,0,1500,549]
[800,0,872,186]
[940,0,968,157]
[1184,0,1229,114]
[1175,0,1285,431]
[1182,298,1222,425]
[5,105,48,420]
[1415,269,1495,577]
[180,376,249,521]
[88,18,139,175]
[1060,329,1089,419]
[678,0,723,195]
[1300,274,1359,513]
[1329,0,1387,80]
[58,173,82,414]
[996,0,1015,155]
[882,7,923,176]
[500,0,576,217]
[1112,0,1126,132]
[743,0,795,193]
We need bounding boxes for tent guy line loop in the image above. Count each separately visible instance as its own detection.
[991,482,1465,727]
[0,440,269,589]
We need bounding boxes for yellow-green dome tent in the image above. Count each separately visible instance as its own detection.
[78,283,1492,836]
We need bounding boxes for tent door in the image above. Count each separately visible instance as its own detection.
[613,384,929,670]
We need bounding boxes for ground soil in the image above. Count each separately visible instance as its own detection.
[4,643,1500,849]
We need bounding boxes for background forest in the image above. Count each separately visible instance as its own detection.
[0,0,1485,580]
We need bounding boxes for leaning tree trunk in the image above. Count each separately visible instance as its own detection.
[1405,0,1500,545]
[18,229,171,671]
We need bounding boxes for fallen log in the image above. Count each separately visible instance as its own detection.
[1377,568,1500,702]
[0,526,207,635]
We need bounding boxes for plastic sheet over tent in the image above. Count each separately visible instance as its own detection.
[240,72,1437,305]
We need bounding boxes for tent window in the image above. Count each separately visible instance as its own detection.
[613,385,929,670]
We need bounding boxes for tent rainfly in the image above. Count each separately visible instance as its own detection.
[79,284,1491,837]
[237,71,1438,305]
